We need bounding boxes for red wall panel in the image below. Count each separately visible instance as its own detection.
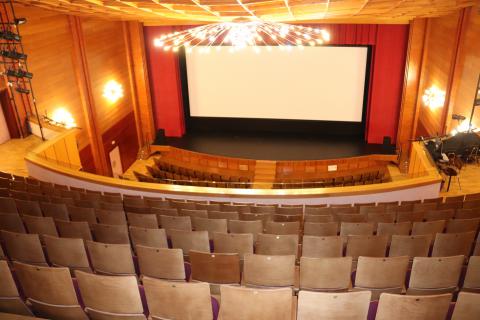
[144,24,409,144]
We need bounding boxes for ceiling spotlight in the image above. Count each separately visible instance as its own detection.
[6,69,33,79]
[154,20,330,53]
[0,30,21,41]
[15,87,30,94]
[0,50,27,60]
[14,18,27,25]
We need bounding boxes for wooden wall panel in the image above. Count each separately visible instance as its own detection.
[81,18,134,135]
[14,5,88,147]
[416,11,461,137]
[449,6,480,132]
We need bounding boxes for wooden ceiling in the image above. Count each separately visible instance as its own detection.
[17,0,476,25]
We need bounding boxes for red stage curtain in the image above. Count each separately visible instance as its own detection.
[144,24,409,143]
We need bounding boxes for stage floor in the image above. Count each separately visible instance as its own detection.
[164,132,396,161]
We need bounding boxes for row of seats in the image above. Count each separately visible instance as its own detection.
[1,259,478,320]
[0,211,479,256]
[274,169,389,188]
[1,228,479,296]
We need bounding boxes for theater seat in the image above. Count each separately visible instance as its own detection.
[0,261,32,316]
[14,262,88,320]
[297,291,370,320]
[375,293,451,320]
[143,277,214,320]
[75,271,146,320]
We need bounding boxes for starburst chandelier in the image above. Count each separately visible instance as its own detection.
[154,20,330,53]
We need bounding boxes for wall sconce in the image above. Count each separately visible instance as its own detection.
[102,80,123,103]
[49,108,77,129]
[422,85,445,110]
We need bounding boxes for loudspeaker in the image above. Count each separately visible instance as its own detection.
[383,136,392,146]
[153,129,166,145]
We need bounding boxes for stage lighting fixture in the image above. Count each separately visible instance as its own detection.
[0,50,27,60]
[6,69,33,79]
[14,18,26,25]
[452,114,466,121]
[0,30,21,41]
[15,87,30,94]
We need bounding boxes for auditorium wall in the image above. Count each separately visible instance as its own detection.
[11,4,153,176]
[414,5,480,137]
[144,24,409,144]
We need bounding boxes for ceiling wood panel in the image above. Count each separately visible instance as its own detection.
[16,0,475,24]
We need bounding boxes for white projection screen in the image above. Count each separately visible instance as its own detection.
[185,46,369,122]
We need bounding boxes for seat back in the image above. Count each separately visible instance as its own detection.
[1,230,47,265]
[304,215,334,223]
[0,197,17,213]
[14,262,87,319]
[143,277,213,320]
[424,209,455,222]
[408,255,464,295]
[22,216,58,237]
[411,220,446,243]
[265,221,300,235]
[302,236,343,258]
[340,222,374,236]
[159,215,192,237]
[0,213,26,233]
[179,209,208,219]
[170,229,210,256]
[451,292,480,320]
[67,206,97,225]
[431,231,475,257]
[227,220,262,241]
[297,291,371,320]
[136,246,185,280]
[190,250,241,284]
[243,253,295,287]
[376,222,411,243]
[389,235,431,258]
[303,222,338,237]
[208,211,239,221]
[92,223,130,244]
[219,286,293,320]
[75,271,145,319]
[375,293,452,320]
[151,207,178,217]
[96,209,127,225]
[213,232,253,259]
[40,202,69,221]
[446,218,480,233]
[354,256,409,299]
[256,234,298,256]
[86,241,135,275]
[0,260,32,316]
[126,213,158,229]
[15,200,41,216]
[463,256,480,291]
[129,227,167,249]
[55,220,92,241]
[192,217,228,239]
[44,235,91,272]
[299,257,352,291]
[345,235,388,259]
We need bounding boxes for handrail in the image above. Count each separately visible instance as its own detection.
[24,129,443,199]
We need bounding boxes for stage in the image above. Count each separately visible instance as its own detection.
[163,132,396,161]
